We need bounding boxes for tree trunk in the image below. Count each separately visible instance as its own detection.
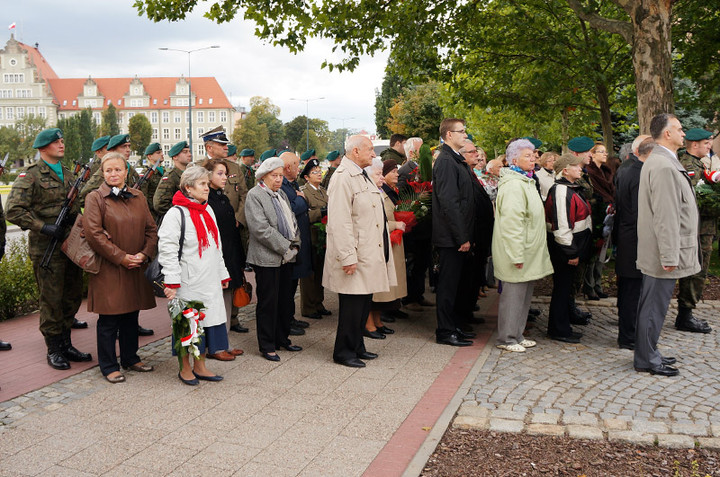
[561,108,569,154]
[596,82,614,154]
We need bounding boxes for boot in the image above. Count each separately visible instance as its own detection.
[675,307,712,333]
[570,304,592,325]
[45,335,70,370]
[62,330,92,362]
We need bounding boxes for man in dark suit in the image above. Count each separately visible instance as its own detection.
[432,119,477,346]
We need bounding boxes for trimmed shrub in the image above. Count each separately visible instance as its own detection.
[0,237,39,320]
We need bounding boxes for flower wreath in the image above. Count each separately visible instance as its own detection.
[168,298,206,368]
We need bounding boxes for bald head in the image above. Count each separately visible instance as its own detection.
[487,159,503,176]
[280,151,300,181]
[631,135,651,156]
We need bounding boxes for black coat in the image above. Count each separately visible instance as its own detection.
[281,178,313,280]
[432,144,476,248]
[208,187,246,288]
[471,174,495,254]
[613,155,643,278]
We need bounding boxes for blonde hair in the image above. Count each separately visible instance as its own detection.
[538,151,559,168]
[100,152,126,171]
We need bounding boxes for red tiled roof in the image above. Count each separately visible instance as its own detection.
[18,42,58,81]
[46,77,232,111]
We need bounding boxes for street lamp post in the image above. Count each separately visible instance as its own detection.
[289,97,325,151]
[159,45,220,155]
[332,116,355,143]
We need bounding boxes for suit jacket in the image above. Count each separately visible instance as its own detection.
[613,155,643,278]
[636,146,701,279]
[432,144,476,248]
[322,157,396,295]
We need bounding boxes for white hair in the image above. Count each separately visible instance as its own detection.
[505,138,535,165]
[459,139,475,154]
[344,135,367,153]
[179,164,211,192]
[364,157,383,175]
[404,137,423,158]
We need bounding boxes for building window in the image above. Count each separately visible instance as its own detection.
[209,98,213,104]
[174,112,181,123]
[3,73,24,83]
[93,112,101,124]
[128,112,135,120]
[0,89,11,98]
[6,107,14,120]
[185,111,190,122]
[208,111,216,123]
[9,59,17,66]
[197,127,204,136]
[162,111,169,123]
[132,87,141,95]
[16,89,31,98]
[162,128,170,140]
[27,106,35,116]
[118,113,124,124]
[177,98,188,107]
[152,128,158,140]
[174,128,181,140]
[0,108,3,120]
[196,111,204,123]
[130,98,143,107]
[220,111,227,122]
[186,128,190,137]
[16,107,24,119]
[38,107,46,118]
[198,144,205,157]
[84,99,97,107]
[151,111,158,123]
[178,86,187,95]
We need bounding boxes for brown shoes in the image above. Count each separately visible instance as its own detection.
[207,351,236,361]
[123,362,154,372]
[228,348,244,356]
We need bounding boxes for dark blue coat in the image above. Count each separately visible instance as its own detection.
[281,178,313,279]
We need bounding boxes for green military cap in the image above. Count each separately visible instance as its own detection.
[326,150,340,161]
[91,135,111,152]
[523,136,543,149]
[685,128,713,142]
[300,149,316,161]
[567,136,594,153]
[227,144,237,156]
[276,148,290,157]
[144,142,162,155]
[33,128,63,149]
[260,149,277,162]
[467,133,474,141]
[240,148,255,157]
[169,140,189,158]
[107,134,130,150]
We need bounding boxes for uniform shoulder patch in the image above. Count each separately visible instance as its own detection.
[18,172,26,178]
[162,176,169,181]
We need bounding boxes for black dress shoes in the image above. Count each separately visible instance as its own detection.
[595,291,609,299]
[193,372,224,382]
[230,324,249,333]
[334,358,366,368]
[244,265,254,272]
[318,307,332,316]
[376,325,394,335]
[292,319,309,328]
[661,356,677,365]
[634,364,679,376]
[281,344,303,352]
[138,326,154,336]
[381,313,396,323]
[262,352,281,362]
[570,314,591,326]
[289,327,305,336]
[363,329,386,340]
[548,334,581,344]
[0,340,11,351]
[456,329,477,340]
[71,318,88,329]
[571,331,583,339]
[676,316,712,333]
[618,341,635,350]
[178,373,199,386]
[302,312,322,319]
[358,351,378,360]
[387,309,409,319]
[528,308,541,316]
[436,335,472,347]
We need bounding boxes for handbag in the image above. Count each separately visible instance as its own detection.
[145,206,185,297]
[61,214,104,274]
[232,273,253,307]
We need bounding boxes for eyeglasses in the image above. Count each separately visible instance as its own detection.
[309,170,322,175]
[451,129,466,134]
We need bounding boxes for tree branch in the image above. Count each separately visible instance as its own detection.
[565,0,634,44]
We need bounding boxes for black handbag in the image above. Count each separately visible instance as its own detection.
[146,206,185,297]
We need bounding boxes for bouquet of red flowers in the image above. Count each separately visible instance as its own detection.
[311,215,329,256]
[168,298,206,368]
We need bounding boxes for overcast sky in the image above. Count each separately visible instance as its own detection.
[6,0,388,134]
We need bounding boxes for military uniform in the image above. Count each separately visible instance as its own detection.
[153,166,183,219]
[239,162,255,191]
[299,182,329,316]
[321,151,341,189]
[138,168,162,220]
[0,198,6,260]
[222,159,248,226]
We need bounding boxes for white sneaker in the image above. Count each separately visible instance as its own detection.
[519,339,536,348]
[496,343,526,352]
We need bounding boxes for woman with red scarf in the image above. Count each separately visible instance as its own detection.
[158,165,231,385]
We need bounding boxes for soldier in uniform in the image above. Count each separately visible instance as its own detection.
[87,135,111,177]
[298,158,330,319]
[676,128,715,333]
[138,142,164,221]
[238,148,256,257]
[5,128,92,369]
[259,149,277,163]
[320,150,341,189]
[153,140,192,219]
[80,134,140,203]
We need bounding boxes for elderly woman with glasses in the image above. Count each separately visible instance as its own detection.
[492,139,553,352]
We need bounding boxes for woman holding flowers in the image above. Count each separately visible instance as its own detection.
[158,165,230,385]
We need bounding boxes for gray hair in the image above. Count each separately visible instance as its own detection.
[505,139,535,165]
[179,164,211,192]
[459,139,475,154]
[345,134,367,153]
[364,157,383,176]
[404,137,423,158]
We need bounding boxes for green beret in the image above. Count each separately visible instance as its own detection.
[300,159,320,179]
[567,136,594,153]
[260,149,277,162]
[169,141,189,158]
[685,128,713,142]
[300,149,316,161]
[144,142,161,156]
[240,148,255,157]
[227,144,237,156]
[276,148,290,157]
[107,134,130,150]
[523,136,543,149]
[467,133,474,142]
[91,135,111,152]
[33,128,63,149]
[326,150,340,161]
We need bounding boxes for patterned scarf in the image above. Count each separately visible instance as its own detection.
[509,164,534,179]
[171,190,220,258]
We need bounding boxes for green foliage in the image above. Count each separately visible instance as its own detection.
[57,108,97,167]
[2,116,47,165]
[387,82,443,145]
[0,237,39,321]
[100,104,120,137]
[285,116,331,155]
[233,97,285,151]
[128,114,153,156]
[328,128,350,154]
[417,144,432,183]
[375,65,408,138]
[232,114,269,154]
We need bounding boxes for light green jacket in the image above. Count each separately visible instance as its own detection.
[491,168,553,283]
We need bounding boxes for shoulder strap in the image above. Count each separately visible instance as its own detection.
[172,206,186,261]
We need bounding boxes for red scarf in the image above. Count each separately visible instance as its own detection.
[171,191,219,258]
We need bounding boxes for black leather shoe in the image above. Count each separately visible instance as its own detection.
[363,329,386,340]
[0,340,11,351]
[289,327,305,336]
[571,331,583,339]
[377,325,394,335]
[47,351,70,370]
[634,364,679,376]
[178,373,199,386]
[436,335,472,347]
[527,313,537,322]
[570,315,591,326]
[230,324,249,333]
[193,372,223,382]
[456,329,477,340]
[281,344,303,352]
[292,319,310,328]
[548,334,581,344]
[358,351,378,360]
[676,316,712,333]
[262,352,281,362]
[302,313,322,319]
[334,358,366,368]
[63,346,92,362]
[138,326,154,336]
[381,313,396,323]
[387,309,409,319]
[71,318,88,329]
[595,291,609,299]
[528,308,541,316]
[618,342,635,350]
[318,307,332,316]
[661,356,677,366]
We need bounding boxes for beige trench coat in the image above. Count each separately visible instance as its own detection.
[373,190,407,302]
[322,157,396,295]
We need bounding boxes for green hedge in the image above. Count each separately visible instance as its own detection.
[0,237,39,321]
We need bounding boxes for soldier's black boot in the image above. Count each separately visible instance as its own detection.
[675,307,712,333]
[45,336,70,370]
[62,330,92,362]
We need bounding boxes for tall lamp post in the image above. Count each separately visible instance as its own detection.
[332,116,355,143]
[289,97,325,151]
[159,45,220,155]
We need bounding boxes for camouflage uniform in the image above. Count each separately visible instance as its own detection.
[223,159,248,227]
[677,152,714,310]
[321,166,337,189]
[79,162,140,205]
[5,161,82,339]
[153,166,183,220]
[0,198,6,260]
[239,162,255,191]
[137,168,162,221]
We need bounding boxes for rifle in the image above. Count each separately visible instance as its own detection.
[40,157,96,270]
[0,153,9,176]
[133,160,160,190]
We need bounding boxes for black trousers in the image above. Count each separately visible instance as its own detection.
[617,275,642,346]
[548,244,575,338]
[435,247,471,339]
[254,264,294,353]
[403,237,432,304]
[97,310,140,376]
[333,293,371,362]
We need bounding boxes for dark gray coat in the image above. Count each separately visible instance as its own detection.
[613,155,643,278]
[432,144,476,248]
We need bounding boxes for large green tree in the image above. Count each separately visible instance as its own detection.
[232,114,269,154]
[248,96,285,147]
[100,103,120,137]
[77,108,97,160]
[128,113,153,156]
[285,116,330,155]
[386,82,443,145]
[375,64,408,139]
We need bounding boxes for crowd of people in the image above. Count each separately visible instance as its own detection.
[0,112,717,385]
